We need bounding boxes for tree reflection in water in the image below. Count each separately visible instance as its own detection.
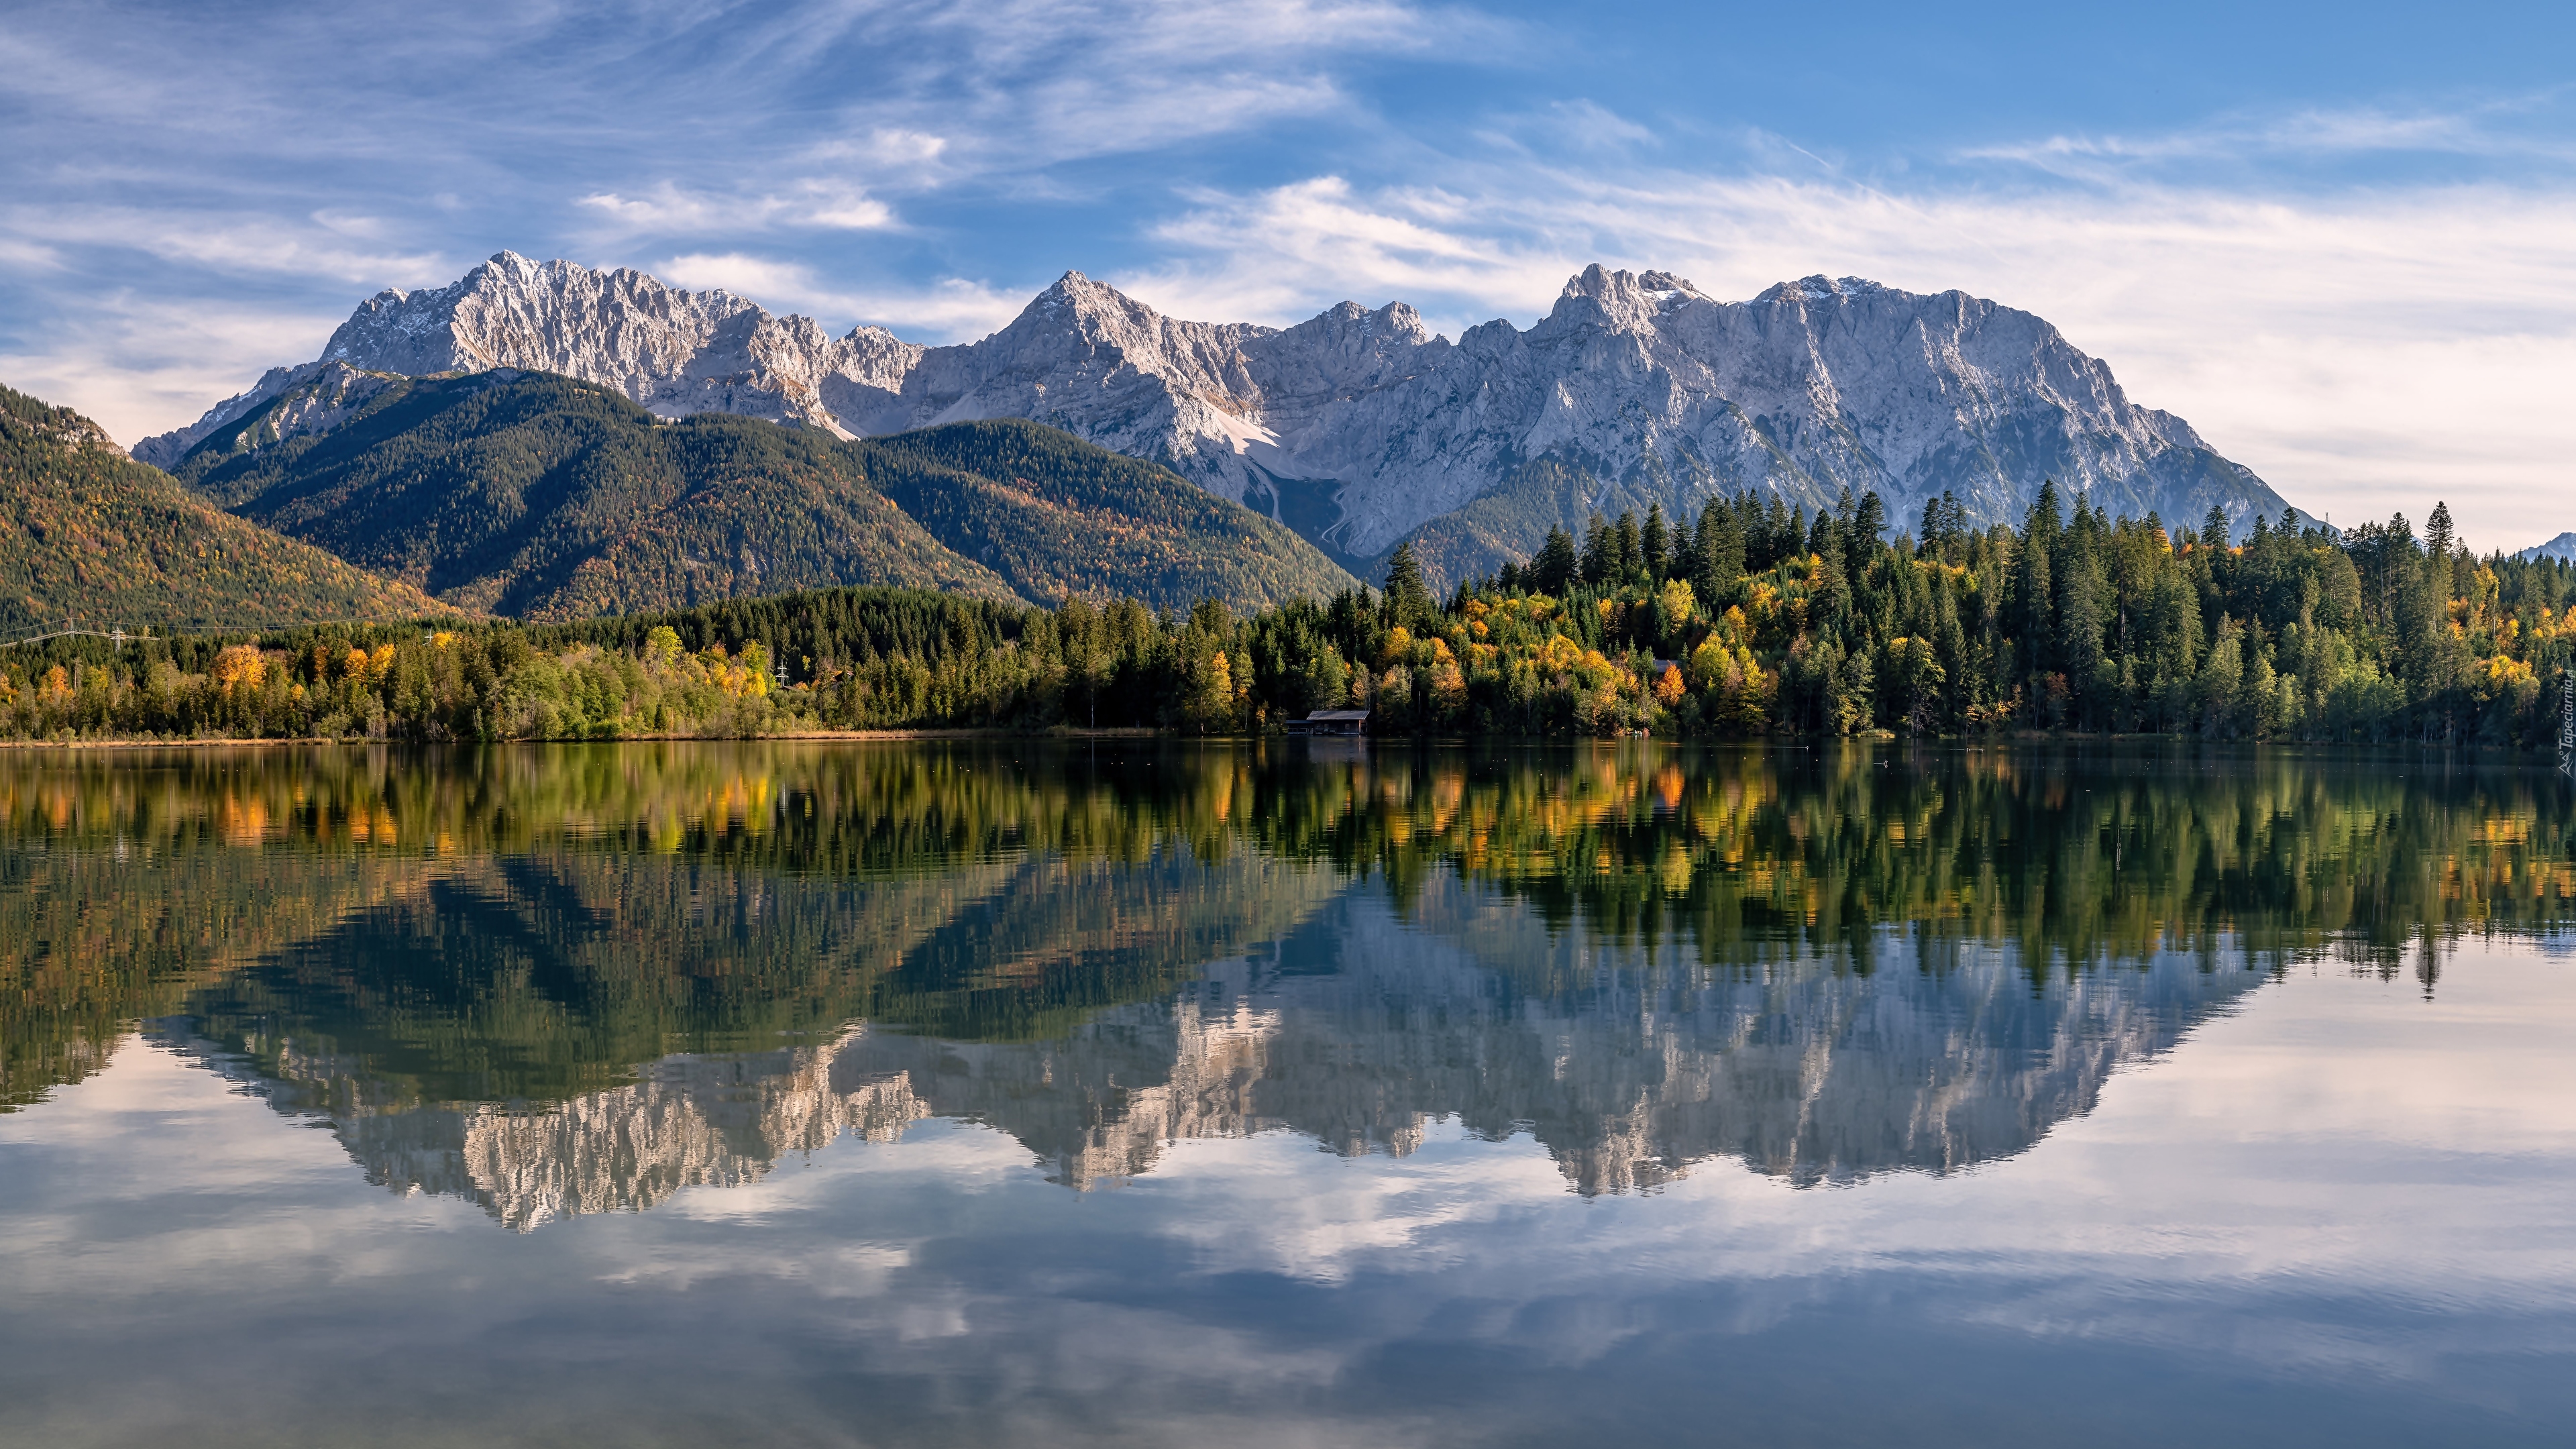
[4,739,2570,1225]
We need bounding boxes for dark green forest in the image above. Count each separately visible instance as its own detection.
[3,481,2572,747]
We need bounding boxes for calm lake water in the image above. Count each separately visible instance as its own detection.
[3,740,2573,1448]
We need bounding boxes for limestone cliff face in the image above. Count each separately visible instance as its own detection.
[139,255,2296,575]
[1266,268,2287,564]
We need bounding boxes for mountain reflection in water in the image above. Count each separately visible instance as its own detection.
[6,740,2571,1230]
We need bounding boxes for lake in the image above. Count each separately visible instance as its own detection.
[2,739,2573,1447]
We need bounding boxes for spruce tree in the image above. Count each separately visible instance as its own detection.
[1580,514,1615,586]
[1854,491,1886,549]
[2201,502,2233,552]
[1532,527,1580,596]
[2026,480,2064,553]
[2426,500,2455,561]
[1760,496,1794,571]
[1694,500,1743,598]
[1381,541,1432,631]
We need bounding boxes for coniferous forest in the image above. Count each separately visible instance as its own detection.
[3,483,2571,748]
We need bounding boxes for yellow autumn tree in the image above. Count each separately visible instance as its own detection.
[213,645,265,694]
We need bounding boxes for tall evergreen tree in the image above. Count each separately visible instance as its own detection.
[1853,490,1887,549]
[1532,526,1580,596]
[1381,541,1434,632]
[2016,524,2055,680]
[1758,496,1795,571]
[1694,500,1743,599]
[1580,514,1616,586]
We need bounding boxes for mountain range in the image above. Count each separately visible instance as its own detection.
[142,252,2307,586]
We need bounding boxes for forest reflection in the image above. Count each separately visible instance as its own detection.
[4,740,2571,1221]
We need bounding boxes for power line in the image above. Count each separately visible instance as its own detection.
[2,614,467,650]
[0,627,143,649]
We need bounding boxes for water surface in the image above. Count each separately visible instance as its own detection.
[3,741,2573,1446]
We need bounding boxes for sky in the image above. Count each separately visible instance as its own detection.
[3,0,2573,549]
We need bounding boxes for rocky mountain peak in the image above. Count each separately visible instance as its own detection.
[1024,270,1082,319]
[1557,262,1704,305]
[1013,268,1152,337]
[1540,264,1703,338]
[1755,274,1896,307]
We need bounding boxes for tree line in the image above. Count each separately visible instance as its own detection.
[1,486,2570,747]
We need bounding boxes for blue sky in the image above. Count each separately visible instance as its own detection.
[5,0,2573,545]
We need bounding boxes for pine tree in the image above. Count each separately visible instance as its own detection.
[1693,500,1742,599]
[1580,514,1615,586]
[1642,504,1669,582]
[1758,496,1794,572]
[1854,490,1886,549]
[1532,527,1580,596]
[2027,480,2065,553]
[2016,523,2055,679]
[1382,541,1433,631]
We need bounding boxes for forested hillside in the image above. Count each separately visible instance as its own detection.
[3,481,2568,747]
[168,370,1354,618]
[861,421,1356,610]
[172,372,1024,616]
[0,385,445,633]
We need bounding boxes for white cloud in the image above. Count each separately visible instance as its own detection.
[1127,176,1563,323]
[0,294,349,449]
[649,251,822,301]
[578,181,896,236]
[1,205,451,287]
[0,237,63,270]
[759,0,1519,183]
[1960,98,2576,180]
[653,252,1028,339]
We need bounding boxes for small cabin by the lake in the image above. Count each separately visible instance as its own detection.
[1287,709,1371,737]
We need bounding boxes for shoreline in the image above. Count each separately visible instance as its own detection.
[0,726,1169,750]
[0,729,2556,758]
